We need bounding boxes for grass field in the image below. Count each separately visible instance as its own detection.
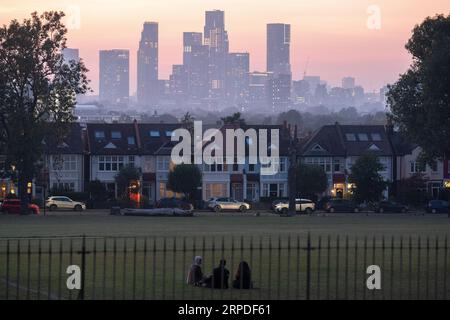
[0,211,449,300]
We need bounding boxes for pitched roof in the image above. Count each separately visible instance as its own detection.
[86,123,139,155]
[301,123,394,157]
[44,123,85,155]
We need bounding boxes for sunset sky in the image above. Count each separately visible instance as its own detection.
[1,0,449,95]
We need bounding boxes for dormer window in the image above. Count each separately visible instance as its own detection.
[358,133,369,141]
[165,131,174,137]
[345,133,356,141]
[371,133,382,141]
[127,136,135,145]
[150,131,160,137]
[111,131,122,139]
[95,131,105,139]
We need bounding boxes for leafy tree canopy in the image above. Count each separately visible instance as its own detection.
[296,164,328,200]
[387,14,450,163]
[348,154,387,203]
[167,164,202,200]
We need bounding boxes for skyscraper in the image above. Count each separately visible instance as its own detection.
[204,10,229,103]
[137,22,159,107]
[183,32,209,100]
[266,23,292,112]
[226,52,250,108]
[267,23,291,76]
[62,48,79,64]
[99,49,129,104]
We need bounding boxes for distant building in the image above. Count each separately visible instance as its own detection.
[248,71,269,110]
[137,22,159,107]
[204,10,229,102]
[303,76,321,95]
[183,32,209,100]
[62,48,79,64]
[99,49,129,104]
[266,23,292,113]
[267,23,291,76]
[226,52,250,108]
[169,65,188,102]
[342,77,356,90]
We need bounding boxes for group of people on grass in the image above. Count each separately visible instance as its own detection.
[186,256,253,289]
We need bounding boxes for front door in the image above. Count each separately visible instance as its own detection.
[231,183,243,201]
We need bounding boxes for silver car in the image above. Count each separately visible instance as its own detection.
[207,197,251,212]
[46,196,86,211]
[273,199,315,214]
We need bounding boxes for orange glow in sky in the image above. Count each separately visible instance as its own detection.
[1,0,449,94]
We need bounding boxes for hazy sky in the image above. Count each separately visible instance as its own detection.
[1,0,449,95]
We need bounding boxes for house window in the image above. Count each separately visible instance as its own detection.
[127,136,135,145]
[279,157,287,173]
[165,131,173,137]
[431,161,438,173]
[232,163,239,172]
[150,131,160,137]
[410,161,425,174]
[205,183,227,199]
[52,182,75,192]
[246,183,258,201]
[333,159,341,172]
[304,157,332,173]
[261,183,286,198]
[128,156,135,168]
[98,156,124,172]
[345,133,356,141]
[52,155,77,171]
[157,156,171,171]
[111,131,122,139]
[248,164,256,173]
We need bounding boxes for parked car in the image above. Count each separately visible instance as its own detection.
[375,201,408,213]
[273,199,315,214]
[207,197,251,212]
[1,199,40,214]
[155,198,194,213]
[45,196,86,212]
[324,199,359,213]
[426,200,450,214]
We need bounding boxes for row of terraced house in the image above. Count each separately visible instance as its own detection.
[1,121,449,203]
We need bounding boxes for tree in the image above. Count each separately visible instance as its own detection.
[0,11,89,213]
[221,112,246,125]
[396,173,428,206]
[181,112,195,134]
[167,164,202,201]
[296,164,328,201]
[387,14,450,163]
[348,154,387,204]
[114,166,140,199]
[277,110,303,132]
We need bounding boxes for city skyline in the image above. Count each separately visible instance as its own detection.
[1,0,449,94]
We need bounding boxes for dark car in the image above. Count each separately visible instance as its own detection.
[0,199,40,215]
[426,200,450,214]
[324,199,359,213]
[156,198,194,212]
[375,201,408,213]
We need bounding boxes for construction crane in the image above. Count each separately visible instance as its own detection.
[303,57,310,79]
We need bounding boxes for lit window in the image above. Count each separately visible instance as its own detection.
[345,133,356,141]
[150,131,160,137]
[128,136,135,145]
[165,131,173,137]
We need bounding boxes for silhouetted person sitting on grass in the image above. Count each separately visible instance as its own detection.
[186,256,205,286]
[232,261,253,289]
[204,259,230,289]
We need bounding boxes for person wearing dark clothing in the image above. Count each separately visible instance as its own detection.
[232,261,253,289]
[204,259,230,289]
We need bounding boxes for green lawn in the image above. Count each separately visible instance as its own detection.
[0,212,449,300]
